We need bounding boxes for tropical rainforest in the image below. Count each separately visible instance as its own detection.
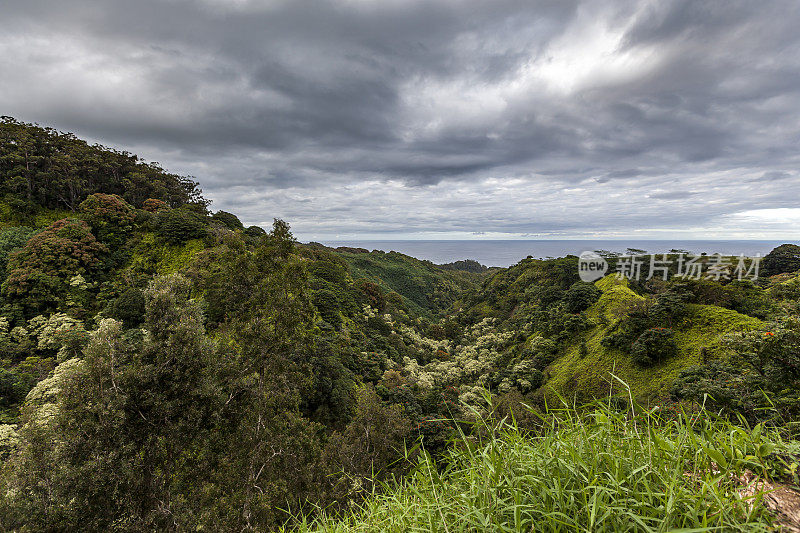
[1,117,800,531]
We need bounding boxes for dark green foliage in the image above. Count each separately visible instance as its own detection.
[762,243,800,277]
[0,117,205,210]
[630,327,677,366]
[563,282,601,313]
[579,341,589,358]
[211,210,244,230]
[324,385,413,499]
[438,259,488,273]
[522,337,558,368]
[726,280,774,319]
[2,247,335,530]
[1,218,106,313]
[672,362,752,413]
[536,285,566,308]
[154,205,208,244]
[0,357,54,417]
[0,226,36,281]
[650,289,689,324]
[312,288,342,329]
[334,248,483,316]
[2,277,222,530]
[244,225,266,238]
[106,287,146,328]
[670,279,731,307]
[308,258,348,285]
[0,368,26,408]
[672,320,800,428]
[355,279,386,312]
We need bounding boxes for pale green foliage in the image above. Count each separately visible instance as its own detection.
[22,357,84,426]
[27,312,89,360]
[397,323,451,355]
[8,326,28,344]
[401,319,514,410]
[0,424,19,458]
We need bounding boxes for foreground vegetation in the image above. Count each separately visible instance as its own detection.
[297,398,799,532]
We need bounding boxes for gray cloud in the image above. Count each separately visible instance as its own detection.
[1,0,799,239]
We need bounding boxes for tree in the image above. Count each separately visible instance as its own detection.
[1,275,224,530]
[2,219,106,313]
[762,244,800,277]
[563,282,601,313]
[153,206,208,244]
[630,328,677,366]
[141,198,169,213]
[672,319,800,426]
[105,287,146,328]
[324,385,413,501]
[210,210,244,231]
[244,225,266,238]
[78,193,135,245]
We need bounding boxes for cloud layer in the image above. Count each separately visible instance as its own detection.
[2,0,799,239]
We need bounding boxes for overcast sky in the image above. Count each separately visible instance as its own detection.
[2,0,799,240]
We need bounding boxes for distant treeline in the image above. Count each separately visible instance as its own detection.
[0,117,205,215]
[437,259,488,273]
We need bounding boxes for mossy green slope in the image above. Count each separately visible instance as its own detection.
[331,248,484,316]
[125,232,205,275]
[545,275,762,402]
[0,201,73,231]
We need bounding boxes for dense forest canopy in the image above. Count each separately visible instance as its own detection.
[0,117,205,217]
[0,119,799,530]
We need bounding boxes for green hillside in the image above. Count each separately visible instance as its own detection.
[1,118,799,530]
[319,245,485,316]
[546,276,762,402]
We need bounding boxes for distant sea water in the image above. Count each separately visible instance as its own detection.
[318,240,789,268]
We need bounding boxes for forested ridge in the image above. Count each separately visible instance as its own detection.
[1,119,800,531]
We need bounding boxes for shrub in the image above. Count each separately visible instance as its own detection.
[106,288,146,328]
[308,260,348,285]
[154,206,208,244]
[563,282,601,313]
[323,385,413,498]
[579,341,589,358]
[511,360,544,393]
[630,327,677,366]
[523,336,557,368]
[650,290,688,324]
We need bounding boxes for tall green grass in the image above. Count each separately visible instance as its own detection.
[293,396,795,532]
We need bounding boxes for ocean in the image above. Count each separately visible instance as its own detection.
[317,240,789,268]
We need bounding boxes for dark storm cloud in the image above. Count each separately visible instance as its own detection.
[1,0,799,238]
